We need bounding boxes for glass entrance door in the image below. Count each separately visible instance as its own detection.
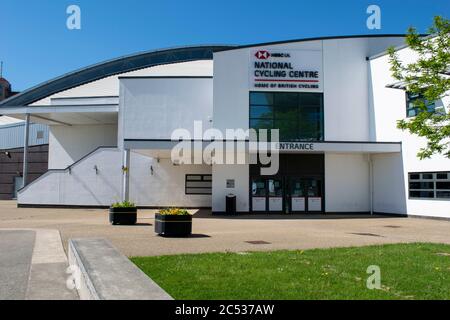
[286,177,323,213]
[289,178,306,212]
[250,176,323,213]
[268,178,283,212]
[305,178,322,212]
[251,178,267,212]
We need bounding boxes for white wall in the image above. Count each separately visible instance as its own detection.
[131,158,211,207]
[48,124,117,169]
[370,47,450,218]
[325,153,370,212]
[212,164,249,212]
[213,37,406,140]
[119,78,213,142]
[372,153,407,214]
[213,40,322,133]
[19,148,211,207]
[31,60,213,106]
[211,37,410,215]
[323,39,370,141]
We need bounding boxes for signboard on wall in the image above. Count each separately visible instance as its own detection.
[249,49,323,92]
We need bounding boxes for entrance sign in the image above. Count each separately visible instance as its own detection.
[250,49,323,92]
[277,142,315,151]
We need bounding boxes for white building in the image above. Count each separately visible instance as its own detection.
[0,36,448,219]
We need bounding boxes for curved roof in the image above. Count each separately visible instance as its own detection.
[0,45,232,107]
[214,34,411,52]
[0,34,418,108]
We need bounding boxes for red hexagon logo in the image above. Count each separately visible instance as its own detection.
[255,50,270,60]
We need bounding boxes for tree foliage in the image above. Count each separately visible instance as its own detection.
[388,16,450,159]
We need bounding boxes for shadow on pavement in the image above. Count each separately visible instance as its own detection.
[192,209,407,220]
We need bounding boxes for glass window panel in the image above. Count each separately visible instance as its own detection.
[268,179,283,196]
[250,92,273,106]
[274,93,298,108]
[407,108,418,117]
[274,104,298,120]
[406,92,436,117]
[186,175,201,180]
[186,188,212,195]
[409,182,434,190]
[249,92,323,142]
[250,119,273,141]
[436,191,450,198]
[298,107,322,140]
[422,173,433,179]
[186,175,212,195]
[250,119,273,130]
[291,180,306,197]
[436,182,450,189]
[299,93,322,107]
[426,103,436,112]
[250,105,273,119]
[436,173,448,180]
[409,174,420,180]
[186,181,212,188]
[274,120,297,141]
[409,191,434,198]
[252,180,266,196]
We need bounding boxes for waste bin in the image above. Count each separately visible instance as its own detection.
[226,194,236,215]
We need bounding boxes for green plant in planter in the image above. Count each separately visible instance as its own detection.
[158,208,191,216]
[111,200,136,208]
[155,208,192,236]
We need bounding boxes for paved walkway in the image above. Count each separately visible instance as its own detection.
[0,228,78,300]
[1,201,449,257]
[0,230,35,299]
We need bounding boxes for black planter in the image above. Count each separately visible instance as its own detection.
[155,213,192,237]
[109,207,137,225]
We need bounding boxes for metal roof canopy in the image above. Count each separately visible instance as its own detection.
[1,104,119,126]
[386,81,408,90]
[0,45,232,107]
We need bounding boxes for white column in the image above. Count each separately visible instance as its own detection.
[122,149,130,202]
[368,154,374,215]
[22,114,30,188]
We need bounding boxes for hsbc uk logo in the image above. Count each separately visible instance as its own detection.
[255,50,270,60]
[255,51,291,60]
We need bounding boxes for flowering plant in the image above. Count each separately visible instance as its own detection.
[158,208,190,216]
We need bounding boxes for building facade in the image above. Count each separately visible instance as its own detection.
[0,120,49,199]
[0,36,448,218]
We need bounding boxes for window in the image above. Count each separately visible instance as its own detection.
[185,174,212,195]
[249,92,324,141]
[406,92,436,118]
[408,172,450,199]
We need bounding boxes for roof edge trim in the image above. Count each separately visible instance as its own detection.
[0,45,232,107]
[214,34,423,53]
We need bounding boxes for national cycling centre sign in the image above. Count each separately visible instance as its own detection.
[249,49,323,92]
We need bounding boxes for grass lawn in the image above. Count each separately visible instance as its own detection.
[131,243,450,300]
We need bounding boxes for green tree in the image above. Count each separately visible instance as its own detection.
[388,16,450,159]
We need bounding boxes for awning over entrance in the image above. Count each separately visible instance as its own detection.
[125,140,402,161]
[251,141,402,154]
[0,104,118,126]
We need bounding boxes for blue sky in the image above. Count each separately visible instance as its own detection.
[1,0,449,91]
